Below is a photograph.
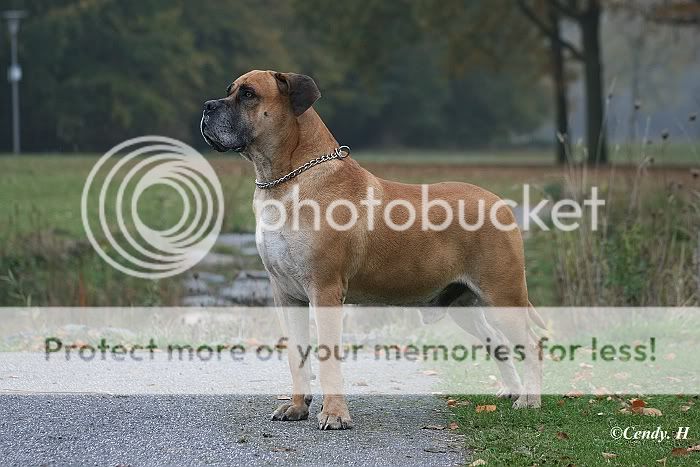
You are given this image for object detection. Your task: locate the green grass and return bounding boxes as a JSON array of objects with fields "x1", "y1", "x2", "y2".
[
  {"x1": 0, "y1": 149, "x2": 695, "y2": 307},
  {"x1": 452, "y1": 394, "x2": 700, "y2": 465},
  {"x1": 0, "y1": 152, "x2": 559, "y2": 305},
  {"x1": 353, "y1": 143, "x2": 700, "y2": 166}
]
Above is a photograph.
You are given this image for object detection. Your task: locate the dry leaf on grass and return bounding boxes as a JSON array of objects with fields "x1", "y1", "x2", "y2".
[
  {"x1": 448, "y1": 422, "x2": 459, "y2": 430},
  {"x1": 602, "y1": 452, "x2": 617, "y2": 460},
  {"x1": 469, "y1": 459, "x2": 487, "y2": 466},
  {"x1": 446, "y1": 399, "x2": 457, "y2": 407},
  {"x1": 475, "y1": 404, "x2": 497, "y2": 413},
  {"x1": 631, "y1": 398, "x2": 646, "y2": 409},
  {"x1": 671, "y1": 447, "x2": 688, "y2": 457},
  {"x1": 556, "y1": 431, "x2": 570, "y2": 440},
  {"x1": 680, "y1": 405, "x2": 691, "y2": 412},
  {"x1": 565, "y1": 390, "x2": 584, "y2": 398},
  {"x1": 656, "y1": 458, "x2": 667, "y2": 466},
  {"x1": 642, "y1": 407, "x2": 663, "y2": 416}
]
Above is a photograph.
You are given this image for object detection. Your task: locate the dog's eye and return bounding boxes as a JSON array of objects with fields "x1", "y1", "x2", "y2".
[{"x1": 242, "y1": 90, "x2": 254, "y2": 99}]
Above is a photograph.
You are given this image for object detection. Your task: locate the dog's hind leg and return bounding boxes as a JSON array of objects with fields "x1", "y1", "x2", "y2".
[
  {"x1": 448, "y1": 306, "x2": 524, "y2": 399},
  {"x1": 479, "y1": 283, "x2": 542, "y2": 409}
]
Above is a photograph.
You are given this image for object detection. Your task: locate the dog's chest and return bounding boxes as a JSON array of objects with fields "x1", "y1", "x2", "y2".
[{"x1": 255, "y1": 226, "x2": 310, "y2": 298}]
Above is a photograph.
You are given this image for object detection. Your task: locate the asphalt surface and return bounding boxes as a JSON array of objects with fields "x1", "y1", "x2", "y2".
[{"x1": 0, "y1": 394, "x2": 466, "y2": 466}]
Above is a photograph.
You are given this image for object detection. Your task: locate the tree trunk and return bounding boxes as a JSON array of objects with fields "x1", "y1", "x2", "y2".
[
  {"x1": 581, "y1": 0, "x2": 608, "y2": 165},
  {"x1": 548, "y1": 4, "x2": 569, "y2": 164}
]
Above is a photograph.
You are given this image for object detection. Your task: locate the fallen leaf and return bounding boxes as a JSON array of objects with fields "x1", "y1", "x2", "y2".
[
  {"x1": 602, "y1": 452, "x2": 617, "y2": 460},
  {"x1": 656, "y1": 458, "x2": 667, "y2": 466},
  {"x1": 631, "y1": 398, "x2": 646, "y2": 409},
  {"x1": 475, "y1": 404, "x2": 497, "y2": 413},
  {"x1": 680, "y1": 405, "x2": 691, "y2": 412},
  {"x1": 422, "y1": 424, "x2": 446, "y2": 430},
  {"x1": 422, "y1": 370, "x2": 439, "y2": 376},
  {"x1": 556, "y1": 431, "x2": 570, "y2": 440},
  {"x1": 631, "y1": 398, "x2": 647, "y2": 414},
  {"x1": 557, "y1": 399, "x2": 566, "y2": 406},
  {"x1": 469, "y1": 459, "x2": 487, "y2": 466},
  {"x1": 446, "y1": 399, "x2": 457, "y2": 407},
  {"x1": 671, "y1": 448, "x2": 688, "y2": 457},
  {"x1": 448, "y1": 422, "x2": 459, "y2": 430},
  {"x1": 643, "y1": 407, "x2": 663, "y2": 416},
  {"x1": 565, "y1": 390, "x2": 583, "y2": 398}
]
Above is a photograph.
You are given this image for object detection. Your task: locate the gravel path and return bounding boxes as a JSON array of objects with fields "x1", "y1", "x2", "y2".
[{"x1": 0, "y1": 394, "x2": 466, "y2": 466}]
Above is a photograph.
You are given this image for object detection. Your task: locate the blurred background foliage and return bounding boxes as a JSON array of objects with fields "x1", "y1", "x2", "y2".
[{"x1": 0, "y1": 0, "x2": 552, "y2": 152}]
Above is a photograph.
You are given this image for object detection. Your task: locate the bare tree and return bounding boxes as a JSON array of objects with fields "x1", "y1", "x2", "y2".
[
  {"x1": 518, "y1": 0, "x2": 608, "y2": 165},
  {"x1": 516, "y1": 0, "x2": 575, "y2": 164}
]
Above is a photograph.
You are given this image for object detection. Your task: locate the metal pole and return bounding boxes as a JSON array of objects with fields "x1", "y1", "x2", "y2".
[
  {"x1": 9, "y1": 19, "x2": 19, "y2": 154},
  {"x1": 3, "y1": 11, "x2": 27, "y2": 155}
]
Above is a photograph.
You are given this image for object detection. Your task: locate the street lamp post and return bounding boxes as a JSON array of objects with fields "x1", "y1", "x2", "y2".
[{"x1": 3, "y1": 10, "x2": 27, "y2": 154}]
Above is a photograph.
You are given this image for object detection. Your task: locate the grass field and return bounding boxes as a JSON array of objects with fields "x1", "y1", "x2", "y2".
[
  {"x1": 450, "y1": 394, "x2": 700, "y2": 465},
  {"x1": 0, "y1": 151, "x2": 570, "y2": 305},
  {"x1": 1, "y1": 148, "x2": 698, "y2": 307}
]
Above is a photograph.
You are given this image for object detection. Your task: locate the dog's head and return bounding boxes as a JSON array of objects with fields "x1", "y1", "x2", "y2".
[{"x1": 201, "y1": 70, "x2": 321, "y2": 154}]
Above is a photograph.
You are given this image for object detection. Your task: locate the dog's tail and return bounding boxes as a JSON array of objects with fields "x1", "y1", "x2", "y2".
[{"x1": 527, "y1": 300, "x2": 546, "y2": 329}]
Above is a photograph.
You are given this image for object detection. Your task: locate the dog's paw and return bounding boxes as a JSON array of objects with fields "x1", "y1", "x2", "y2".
[
  {"x1": 512, "y1": 393, "x2": 541, "y2": 409},
  {"x1": 317, "y1": 410, "x2": 353, "y2": 430},
  {"x1": 271, "y1": 402, "x2": 309, "y2": 421},
  {"x1": 317, "y1": 397, "x2": 353, "y2": 430}
]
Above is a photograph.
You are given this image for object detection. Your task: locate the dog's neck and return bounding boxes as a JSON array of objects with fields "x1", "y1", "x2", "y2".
[{"x1": 245, "y1": 108, "x2": 339, "y2": 184}]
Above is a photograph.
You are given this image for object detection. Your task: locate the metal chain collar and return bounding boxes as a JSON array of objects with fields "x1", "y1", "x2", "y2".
[{"x1": 254, "y1": 145, "x2": 351, "y2": 189}]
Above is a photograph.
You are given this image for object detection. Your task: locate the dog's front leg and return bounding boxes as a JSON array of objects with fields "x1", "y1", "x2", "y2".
[
  {"x1": 271, "y1": 286, "x2": 312, "y2": 422},
  {"x1": 312, "y1": 288, "x2": 353, "y2": 430}
]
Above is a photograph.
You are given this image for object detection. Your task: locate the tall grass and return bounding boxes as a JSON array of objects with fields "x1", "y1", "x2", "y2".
[
  {"x1": 0, "y1": 227, "x2": 182, "y2": 307},
  {"x1": 553, "y1": 142, "x2": 700, "y2": 306}
]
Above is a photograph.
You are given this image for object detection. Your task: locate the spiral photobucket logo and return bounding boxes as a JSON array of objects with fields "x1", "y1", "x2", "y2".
[{"x1": 81, "y1": 136, "x2": 224, "y2": 279}]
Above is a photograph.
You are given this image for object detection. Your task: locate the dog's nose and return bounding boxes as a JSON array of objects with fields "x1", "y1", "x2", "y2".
[{"x1": 204, "y1": 99, "x2": 223, "y2": 112}]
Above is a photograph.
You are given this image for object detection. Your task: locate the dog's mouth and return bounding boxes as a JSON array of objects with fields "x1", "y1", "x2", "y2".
[{"x1": 200, "y1": 113, "x2": 245, "y2": 153}]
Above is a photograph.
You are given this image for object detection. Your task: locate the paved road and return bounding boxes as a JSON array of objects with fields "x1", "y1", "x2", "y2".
[{"x1": 0, "y1": 394, "x2": 466, "y2": 466}]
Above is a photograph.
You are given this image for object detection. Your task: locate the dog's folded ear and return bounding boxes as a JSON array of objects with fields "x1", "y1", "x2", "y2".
[{"x1": 273, "y1": 72, "x2": 321, "y2": 117}]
